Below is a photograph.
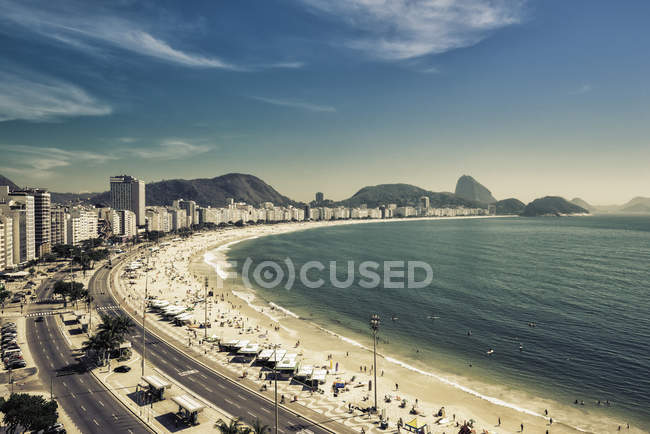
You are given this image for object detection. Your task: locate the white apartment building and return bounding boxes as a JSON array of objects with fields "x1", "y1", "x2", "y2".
[
  {"x1": 119, "y1": 210, "x2": 137, "y2": 237},
  {"x1": 67, "y1": 207, "x2": 99, "y2": 246}
]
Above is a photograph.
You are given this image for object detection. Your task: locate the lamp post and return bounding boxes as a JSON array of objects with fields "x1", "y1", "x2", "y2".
[
  {"x1": 141, "y1": 253, "x2": 149, "y2": 377},
  {"x1": 370, "y1": 314, "x2": 380, "y2": 414},
  {"x1": 273, "y1": 344, "x2": 279, "y2": 434},
  {"x1": 204, "y1": 277, "x2": 208, "y2": 340}
]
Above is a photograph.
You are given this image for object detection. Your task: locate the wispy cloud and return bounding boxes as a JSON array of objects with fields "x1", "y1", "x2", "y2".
[
  {"x1": 129, "y1": 140, "x2": 213, "y2": 160},
  {"x1": 298, "y1": 0, "x2": 524, "y2": 60},
  {"x1": 0, "y1": 1, "x2": 236, "y2": 69},
  {"x1": 251, "y1": 96, "x2": 336, "y2": 113},
  {"x1": 0, "y1": 144, "x2": 117, "y2": 177},
  {"x1": 0, "y1": 69, "x2": 111, "y2": 122},
  {"x1": 570, "y1": 84, "x2": 592, "y2": 95},
  {"x1": 0, "y1": 0, "x2": 303, "y2": 71}
]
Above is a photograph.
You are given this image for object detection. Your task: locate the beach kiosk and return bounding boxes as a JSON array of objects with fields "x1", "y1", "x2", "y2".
[
  {"x1": 404, "y1": 418, "x2": 429, "y2": 434},
  {"x1": 172, "y1": 394, "x2": 204, "y2": 426},
  {"x1": 141, "y1": 375, "x2": 171, "y2": 402}
]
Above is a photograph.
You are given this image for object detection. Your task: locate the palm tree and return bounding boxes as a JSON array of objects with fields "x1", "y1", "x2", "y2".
[
  {"x1": 249, "y1": 418, "x2": 270, "y2": 434},
  {"x1": 215, "y1": 417, "x2": 249, "y2": 434}
]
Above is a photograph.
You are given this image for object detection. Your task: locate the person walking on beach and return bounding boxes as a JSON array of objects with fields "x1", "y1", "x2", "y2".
[
  {"x1": 521, "y1": 423, "x2": 524, "y2": 432},
  {"x1": 395, "y1": 383, "x2": 399, "y2": 391},
  {"x1": 498, "y1": 417, "x2": 501, "y2": 426}
]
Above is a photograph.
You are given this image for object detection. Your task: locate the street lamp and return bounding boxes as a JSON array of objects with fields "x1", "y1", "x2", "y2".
[
  {"x1": 370, "y1": 314, "x2": 380, "y2": 414},
  {"x1": 141, "y1": 253, "x2": 149, "y2": 377}
]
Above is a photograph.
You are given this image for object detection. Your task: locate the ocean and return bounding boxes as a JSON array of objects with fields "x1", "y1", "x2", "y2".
[{"x1": 223, "y1": 215, "x2": 650, "y2": 427}]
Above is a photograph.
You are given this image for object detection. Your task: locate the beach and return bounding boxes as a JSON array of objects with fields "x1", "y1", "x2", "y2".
[{"x1": 114, "y1": 217, "x2": 641, "y2": 434}]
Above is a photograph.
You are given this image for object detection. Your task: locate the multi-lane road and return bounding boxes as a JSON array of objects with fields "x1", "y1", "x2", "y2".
[
  {"x1": 25, "y1": 275, "x2": 151, "y2": 434},
  {"x1": 90, "y1": 253, "x2": 352, "y2": 434}
]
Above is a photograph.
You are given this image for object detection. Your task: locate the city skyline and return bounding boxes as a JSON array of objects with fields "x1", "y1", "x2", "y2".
[{"x1": 2, "y1": 0, "x2": 650, "y2": 204}]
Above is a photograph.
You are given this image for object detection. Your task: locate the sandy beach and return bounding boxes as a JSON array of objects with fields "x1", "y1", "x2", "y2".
[{"x1": 114, "y1": 217, "x2": 640, "y2": 434}]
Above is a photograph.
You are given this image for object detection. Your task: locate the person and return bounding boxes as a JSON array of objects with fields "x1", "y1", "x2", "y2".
[
  {"x1": 544, "y1": 409, "x2": 548, "y2": 416},
  {"x1": 396, "y1": 383, "x2": 399, "y2": 391},
  {"x1": 521, "y1": 423, "x2": 524, "y2": 432},
  {"x1": 498, "y1": 417, "x2": 501, "y2": 426},
  {"x1": 550, "y1": 418, "x2": 553, "y2": 425}
]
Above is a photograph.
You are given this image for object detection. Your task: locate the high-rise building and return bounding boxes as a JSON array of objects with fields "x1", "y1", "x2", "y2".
[
  {"x1": 420, "y1": 196, "x2": 430, "y2": 210},
  {"x1": 315, "y1": 192, "x2": 324, "y2": 203},
  {"x1": 174, "y1": 199, "x2": 197, "y2": 226},
  {"x1": 119, "y1": 210, "x2": 137, "y2": 237},
  {"x1": 0, "y1": 187, "x2": 35, "y2": 263},
  {"x1": 50, "y1": 207, "x2": 68, "y2": 246},
  {"x1": 110, "y1": 175, "x2": 145, "y2": 226},
  {"x1": 18, "y1": 188, "x2": 50, "y2": 256},
  {"x1": 66, "y1": 207, "x2": 98, "y2": 246}
]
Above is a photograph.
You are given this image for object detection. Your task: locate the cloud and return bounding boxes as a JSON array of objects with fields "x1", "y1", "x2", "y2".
[
  {"x1": 0, "y1": 70, "x2": 111, "y2": 122},
  {"x1": 0, "y1": 0, "x2": 302, "y2": 71},
  {"x1": 298, "y1": 0, "x2": 524, "y2": 60},
  {"x1": 570, "y1": 84, "x2": 592, "y2": 95},
  {"x1": 129, "y1": 140, "x2": 213, "y2": 160},
  {"x1": 0, "y1": 144, "x2": 118, "y2": 177},
  {"x1": 251, "y1": 96, "x2": 336, "y2": 113},
  {"x1": 0, "y1": 1, "x2": 237, "y2": 69}
]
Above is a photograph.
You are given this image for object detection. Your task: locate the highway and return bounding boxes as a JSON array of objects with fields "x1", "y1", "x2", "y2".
[
  {"x1": 90, "y1": 255, "x2": 353, "y2": 434},
  {"x1": 25, "y1": 275, "x2": 151, "y2": 434}
]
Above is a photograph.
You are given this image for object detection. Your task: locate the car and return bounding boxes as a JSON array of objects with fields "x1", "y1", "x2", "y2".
[
  {"x1": 7, "y1": 360, "x2": 26, "y2": 369},
  {"x1": 43, "y1": 422, "x2": 66, "y2": 434},
  {"x1": 2, "y1": 333, "x2": 17, "y2": 339},
  {"x1": 113, "y1": 365, "x2": 131, "y2": 373},
  {"x1": 35, "y1": 316, "x2": 44, "y2": 322}
]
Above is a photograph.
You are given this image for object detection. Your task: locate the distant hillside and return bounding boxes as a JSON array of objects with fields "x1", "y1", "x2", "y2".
[
  {"x1": 455, "y1": 175, "x2": 496, "y2": 204},
  {"x1": 522, "y1": 196, "x2": 588, "y2": 216},
  {"x1": 51, "y1": 192, "x2": 99, "y2": 204},
  {"x1": 571, "y1": 197, "x2": 595, "y2": 212},
  {"x1": 620, "y1": 197, "x2": 650, "y2": 213},
  {"x1": 496, "y1": 198, "x2": 525, "y2": 215},
  {"x1": 336, "y1": 183, "x2": 482, "y2": 209},
  {"x1": 0, "y1": 174, "x2": 19, "y2": 191},
  {"x1": 88, "y1": 173, "x2": 299, "y2": 208}
]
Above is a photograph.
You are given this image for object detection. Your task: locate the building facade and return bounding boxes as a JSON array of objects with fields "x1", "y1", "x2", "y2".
[{"x1": 110, "y1": 175, "x2": 146, "y2": 227}]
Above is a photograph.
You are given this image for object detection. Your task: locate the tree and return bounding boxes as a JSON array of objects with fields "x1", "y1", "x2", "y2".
[
  {"x1": 85, "y1": 314, "x2": 134, "y2": 364},
  {"x1": 215, "y1": 417, "x2": 249, "y2": 434},
  {"x1": 249, "y1": 418, "x2": 270, "y2": 434},
  {"x1": 0, "y1": 393, "x2": 58, "y2": 433},
  {"x1": 0, "y1": 288, "x2": 10, "y2": 305},
  {"x1": 52, "y1": 280, "x2": 85, "y2": 307}
]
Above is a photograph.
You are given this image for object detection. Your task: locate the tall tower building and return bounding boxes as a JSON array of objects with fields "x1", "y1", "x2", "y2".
[
  {"x1": 420, "y1": 196, "x2": 430, "y2": 210},
  {"x1": 50, "y1": 207, "x2": 68, "y2": 246},
  {"x1": 0, "y1": 186, "x2": 35, "y2": 263},
  {"x1": 110, "y1": 175, "x2": 146, "y2": 226},
  {"x1": 19, "y1": 188, "x2": 50, "y2": 256},
  {"x1": 315, "y1": 192, "x2": 324, "y2": 203}
]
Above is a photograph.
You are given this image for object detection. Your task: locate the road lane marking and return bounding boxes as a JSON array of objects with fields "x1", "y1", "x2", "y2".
[
  {"x1": 98, "y1": 400, "x2": 104, "y2": 407},
  {"x1": 261, "y1": 407, "x2": 271, "y2": 414},
  {"x1": 81, "y1": 405, "x2": 86, "y2": 412},
  {"x1": 224, "y1": 398, "x2": 240, "y2": 408},
  {"x1": 204, "y1": 386, "x2": 213, "y2": 393},
  {"x1": 93, "y1": 419, "x2": 99, "y2": 426}
]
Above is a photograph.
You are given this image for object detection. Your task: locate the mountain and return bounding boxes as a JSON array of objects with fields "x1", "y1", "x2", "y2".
[
  {"x1": 50, "y1": 192, "x2": 100, "y2": 204},
  {"x1": 522, "y1": 196, "x2": 589, "y2": 216},
  {"x1": 86, "y1": 173, "x2": 298, "y2": 208},
  {"x1": 496, "y1": 198, "x2": 525, "y2": 215},
  {"x1": 571, "y1": 197, "x2": 596, "y2": 212},
  {"x1": 0, "y1": 174, "x2": 19, "y2": 191},
  {"x1": 337, "y1": 183, "x2": 482, "y2": 209},
  {"x1": 620, "y1": 197, "x2": 650, "y2": 213},
  {"x1": 455, "y1": 175, "x2": 497, "y2": 204}
]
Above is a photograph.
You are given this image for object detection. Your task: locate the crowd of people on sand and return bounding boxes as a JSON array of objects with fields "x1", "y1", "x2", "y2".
[{"x1": 114, "y1": 230, "x2": 635, "y2": 434}]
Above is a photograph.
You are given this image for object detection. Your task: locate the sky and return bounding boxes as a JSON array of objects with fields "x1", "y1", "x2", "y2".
[{"x1": 1, "y1": 0, "x2": 649, "y2": 205}]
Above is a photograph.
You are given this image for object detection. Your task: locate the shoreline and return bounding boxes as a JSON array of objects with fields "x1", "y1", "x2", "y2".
[{"x1": 169, "y1": 217, "x2": 633, "y2": 433}]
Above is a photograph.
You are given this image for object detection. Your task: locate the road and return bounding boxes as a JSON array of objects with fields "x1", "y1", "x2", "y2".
[
  {"x1": 25, "y1": 274, "x2": 151, "y2": 434},
  {"x1": 90, "y1": 255, "x2": 353, "y2": 434}
]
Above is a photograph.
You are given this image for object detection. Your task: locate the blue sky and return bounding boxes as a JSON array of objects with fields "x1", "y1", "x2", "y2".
[{"x1": 1, "y1": 0, "x2": 649, "y2": 204}]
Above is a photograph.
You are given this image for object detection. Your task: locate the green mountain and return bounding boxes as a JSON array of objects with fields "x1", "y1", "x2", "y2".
[
  {"x1": 522, "y1": 196, "x2": 589, "y2": 216},
  {"x1": 87, "y1": 173, "x2": 299, "y2": 208},
  {"x1": 571, "y1": 197, "x2": 595, "y2": 212},
  {"x1": 0, "y1": 174, "x2": 19, "y2": 191},
  {"x1": 336, "y1": 183, "x2": 482, "y2": 209},
  {"x1": 496, "y1": 198, "x2": 525, "y2": 215},
  {"x1": 620, "y1": 197, "x2": 650, "y2": 213},
  {"x1": 455, "y1": 175, "x2": 497, "y2": 204}
]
